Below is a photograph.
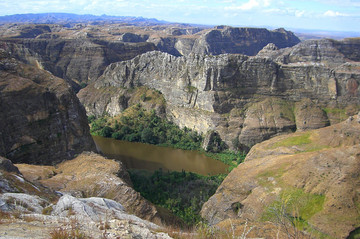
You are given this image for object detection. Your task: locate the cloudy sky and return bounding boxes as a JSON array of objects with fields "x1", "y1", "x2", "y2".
[{"x1": 1, "y1": 0, "x2": 359, "y2": 32}]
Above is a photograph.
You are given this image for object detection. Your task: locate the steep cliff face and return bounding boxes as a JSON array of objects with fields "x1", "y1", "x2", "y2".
[
  {"x1": 201, "y1": 113, "x2": 360, "y2": 238},
  {"x1": 147, "y1": 26, "x2": 300, "y2": 57},
  {"x1": 0, "y1": 24, "x2": 301, "y2": 89},
  {"x1": 0, "y1": 48, "x2": 95, "y2": 165},
  {"x1": 3, "y1": 38, "x2": 157, "y2": 85},
  {"x1": 191, "y1": 26, "x2": 300, "y2": 56},
  {"x1": 81, "y1": 38, "x2": 360, "y2": 149}
]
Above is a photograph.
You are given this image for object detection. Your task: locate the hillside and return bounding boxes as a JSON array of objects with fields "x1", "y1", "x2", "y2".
[{"x1": 201, "y1": 113, "x2": 360, "y2": 238}]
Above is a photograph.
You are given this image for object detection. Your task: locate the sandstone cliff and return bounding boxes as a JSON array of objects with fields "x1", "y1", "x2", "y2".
[
  {"x1": 0, "y1": 48, "x2": 95, "y2": 165},
  {"x1": 0, "y1": 24, "x2": 300, "y2": 87},
  {"x1": 191, "y1": 26, "x2": 300, "y2": 56},
  {"x1": 2, "y1": 38, "x2": 157, "y2": 85},
  {"x1": 148, "y1": 25, "x2": 300, "y2": 57},
  {"x1": 201, "y1": 113, "x2": 360, "y2": 238},
  {"x1": 80, "y1": 38, "x2": 360, "y2": 150}
]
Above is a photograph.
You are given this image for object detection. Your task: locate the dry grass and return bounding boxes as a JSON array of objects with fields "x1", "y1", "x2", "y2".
[
  {"x1": 50, "y1": 217, "x2": 89, "y2": 239},
  {"x1": 0, "y1": 211, "x2": 11, "y2": 224},
  {"x1": 50, "y1": 227, "x2": 88, "y2": 239}
]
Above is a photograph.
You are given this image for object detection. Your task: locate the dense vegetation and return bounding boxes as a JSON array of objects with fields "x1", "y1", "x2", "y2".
[
  {"x1": 89, "y1": 104, "x2": 202, "y2": 151},
  {"x1": 129, "y1": 169, "x2": 225, "y2": 226},
  {"x1": 89, "y1": 104, "x2": 246, "y2": 167},
  {"x1": 89, "y1": 103, "x2": 246, "y2": 226}
]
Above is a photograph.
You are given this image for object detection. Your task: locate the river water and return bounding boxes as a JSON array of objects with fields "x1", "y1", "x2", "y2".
[{"x1": 92, "y1": 135, "x2": 229, "y2": 176}]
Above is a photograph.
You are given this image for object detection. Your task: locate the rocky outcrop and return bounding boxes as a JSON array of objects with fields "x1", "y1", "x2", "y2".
[
  {"x1": 120, "y1": 32, "x2": 149, "y2": 42},
  {"x1": 201, "y1": 114, "x2": 360, "y2": 238},
  {"x1": 0, "y1": 153, "x2": 172, "y2": 238},
  {"x1": 82, "y1": 38, "x2": 360, "y2": 149},
  {"x1": 0, "y1": 24, "x2": 301, "y2": 88},
  {"x1": 148, "y1": 26, "x2": 300, "y2": 57},
  {"x1": 77, "y1": 85, "x2": 166, "y2": 117},
  {"x1": 2, "y1": 38, "x2": 157, "y2": 85},
  {"x1": 16, "y1": 152, "x2": 162, "y2": 223},
  {"x1": 0, "y1": 194, "x2": 171, "y2": 239},
  {"x1": 0, "y1": 48, "x2": 95, "y2": 165},
  {"x1": 191, "y1": 26, "x2": 300, "y2": 56},
  {"x1": 0, "y1": 156, "x2": 20, "y2": 174}
]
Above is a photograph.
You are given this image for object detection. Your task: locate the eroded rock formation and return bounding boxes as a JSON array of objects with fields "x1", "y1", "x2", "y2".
[
  {"x1": 80, "y1": 38, "x2": 360, "y2": 149},
  {"x1": 0, "y1": 156, "x2": 171, "y2": 239},
  {"x1": 16, "y1": 152, "x2": 162, "y2": 224},
  {"x1": 0, "y1": 48, "x2": 95, "y2": 165}
]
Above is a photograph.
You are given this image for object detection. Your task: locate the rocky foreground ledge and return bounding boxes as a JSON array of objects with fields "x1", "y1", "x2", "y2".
[{"x1": 0, "y1": 153, "x2": 172, "y2": 239}]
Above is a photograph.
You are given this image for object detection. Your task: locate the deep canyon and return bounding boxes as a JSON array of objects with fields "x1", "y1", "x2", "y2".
[{"x1": 0, "y1": 14, "x2": 360, "y2": 238}]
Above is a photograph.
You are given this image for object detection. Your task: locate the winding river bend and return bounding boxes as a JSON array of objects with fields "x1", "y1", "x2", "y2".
[{"x1": 92, "y1": 135, "x2": 229, "y2": 175}]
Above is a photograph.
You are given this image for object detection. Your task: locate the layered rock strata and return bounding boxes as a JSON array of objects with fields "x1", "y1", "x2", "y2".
[
  {"x1": 0, "y1": 24, "x2": 300, "y2": 86},
  {"x1": 0, "y1": 49, "x2": 95, "y2": 164},
  {"x1": 80, "y1": 38, "x2": 360, "y2": 149}
]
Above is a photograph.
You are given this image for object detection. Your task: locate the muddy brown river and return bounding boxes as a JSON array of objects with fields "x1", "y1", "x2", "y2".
[{"x1": 92, "y1": 135, "x2": 229, "y2": 175}]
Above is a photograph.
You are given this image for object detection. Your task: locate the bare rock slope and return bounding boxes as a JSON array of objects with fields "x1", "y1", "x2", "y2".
[
  {"x1": 0, "y1": 156, "x2": 171, "y2": 239},
  {"x1": 16, "y1": 152, "x2": 162, "y2": 224},
  {"x1": 201, "y1": 113, "x2": 360, "y2": 238},
  {"x1": 0, "y1": 48, "x2": 95, "y2": 165}
]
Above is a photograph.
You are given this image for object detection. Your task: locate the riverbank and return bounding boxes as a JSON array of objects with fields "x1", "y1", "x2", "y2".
[{"x1": 89, "y1": 105, "x2": 246, "y2": 170}]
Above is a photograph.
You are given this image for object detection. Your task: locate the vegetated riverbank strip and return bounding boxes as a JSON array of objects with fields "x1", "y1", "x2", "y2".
[
  {"x1": 88, "y1": 106, "x2": 246, "y2": 171},
  {"x1": 89, "y1": 108, "x2": 247, "y2": 226}
]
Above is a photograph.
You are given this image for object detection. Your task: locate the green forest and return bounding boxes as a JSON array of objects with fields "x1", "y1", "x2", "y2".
[
  {"x1": 89, "y1": 104, "x2": 202, "y2": 151},
  {"x1": 129, "y1": 169, "x2": 225, "y2": 225},
  {"x1": 89, "y1": 104, "x2": 246, "y2": 225}
]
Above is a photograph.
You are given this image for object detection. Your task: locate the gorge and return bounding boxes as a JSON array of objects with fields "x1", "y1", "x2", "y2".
[{"x1": 0, "y1": 15, "x2": 359, "y2": 238}]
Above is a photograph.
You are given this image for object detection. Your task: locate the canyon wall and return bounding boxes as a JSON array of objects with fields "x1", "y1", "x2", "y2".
[
  {"x1": 0, "y1": 48, "x2": 95, "y2": 164},
  {"x1": 79, "y1": 38, "x2": 360, "y2": 150}
]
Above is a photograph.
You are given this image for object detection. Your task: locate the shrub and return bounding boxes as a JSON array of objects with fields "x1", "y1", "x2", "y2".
[{"x1": 98, "y1": 126, "x2": 113, "y2": 138}]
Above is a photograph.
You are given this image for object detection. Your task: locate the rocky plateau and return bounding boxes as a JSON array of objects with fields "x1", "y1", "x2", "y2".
[{"x1": 0, "y1": 22, "x2": 300, "y2": 86}]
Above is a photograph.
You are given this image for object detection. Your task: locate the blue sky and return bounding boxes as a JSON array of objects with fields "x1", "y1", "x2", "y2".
[{"x1": 0, "y1": 0, "x2": 359, "y2": 32}]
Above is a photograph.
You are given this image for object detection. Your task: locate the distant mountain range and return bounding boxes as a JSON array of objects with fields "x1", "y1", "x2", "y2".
[
  {"x1": 0, "y1": 13, "x2": 169, "y2": 26},
  {"x1": 0, "y1": 13, "x2": 358, "y2": 39}
]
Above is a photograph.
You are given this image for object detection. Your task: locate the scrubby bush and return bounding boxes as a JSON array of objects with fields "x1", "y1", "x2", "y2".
[
  {"x1": 90, "y1": 106, "x2": 203, "y2": 151},
  {"x1": 129, "y1": 169, "x2": 225, "y2": 226}
]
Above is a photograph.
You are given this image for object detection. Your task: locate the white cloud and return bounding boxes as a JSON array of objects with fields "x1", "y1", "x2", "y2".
[
  {"x1": 315, "y1": 0, "x2": 360, "y2": 7},
  {"x1": 224, "y1": 0, "x2": 271, "y2": 11},
  {"x1": 323, "y1": 10, "x2": 349, "y2": 17},
  {"x1": 295, "y1": 10, "x2": 305, "y2": 17}
]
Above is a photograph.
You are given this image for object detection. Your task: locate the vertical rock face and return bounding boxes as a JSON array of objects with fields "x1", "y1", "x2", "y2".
[
  {"x1": 80, "y1": 38, "x2": 360, "y2": 148},
  {"x1": 191, "y1": 26, "x2": 300, "y2": 56},
  {"x1": 0, "y1": 48, "x2": 95, "y2": 165},
  {"x1": 3, "y1": 38, "x2": 157, "y2": 85}
]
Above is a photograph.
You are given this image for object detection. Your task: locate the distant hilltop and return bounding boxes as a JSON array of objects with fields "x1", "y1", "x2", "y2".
[{"x1": 0, "y1": 13, "x2": 170, "y2": 26}]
